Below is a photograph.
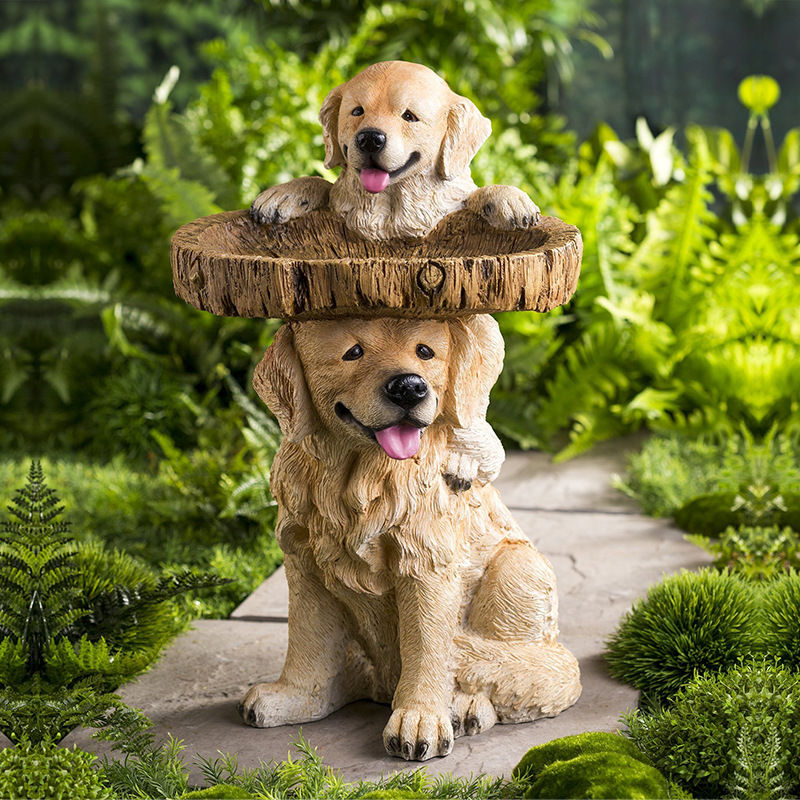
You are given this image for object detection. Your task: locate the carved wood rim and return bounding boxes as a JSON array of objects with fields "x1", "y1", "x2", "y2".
[{"x1": 171, "y1": 208, "x2": 582, "y2": 320}]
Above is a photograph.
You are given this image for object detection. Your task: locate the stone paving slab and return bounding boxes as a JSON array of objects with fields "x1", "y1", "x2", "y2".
[{"x1": 70, "y1": 437, "x2": 710, "y2": 785}]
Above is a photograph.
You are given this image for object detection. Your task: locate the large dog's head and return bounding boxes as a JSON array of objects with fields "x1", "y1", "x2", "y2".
[
  {"x1": 319, "y1": 61, "x2": 491, "y2": 194},
  {"x1": 254, "y1": 316, "x2": 503, "y2": 460}
]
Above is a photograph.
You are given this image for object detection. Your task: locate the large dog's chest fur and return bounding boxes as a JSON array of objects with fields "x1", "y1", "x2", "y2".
[{"x1": 271, "y1": 433, "x2": 523, "y2": 599}]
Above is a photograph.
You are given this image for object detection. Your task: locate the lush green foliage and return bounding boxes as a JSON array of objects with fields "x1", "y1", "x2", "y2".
[
  {"x1": 762, "y1": 571, "x2": 800, "y2": 671},
  {"x1": 624, "y1": 660, "x2": 800, "y2": 799},
  {"x1": 604, "y1": 569, "x2": 759, "y2": 705},
  {"x1": 688, "y1": 525, "x2": 800, "y2": 580},
  {"x1": 523, "y1": 751, "x2": 668, "y2": 799},
  {"x1": 100, "y1": 732, "x2": 529, "y2": 800},
  {"x1": 0, "y1": 738, "x2": 112, "y2": 800},
  {"x1": 0, "y1": 464, "x2": 222, "y2": 743},
  {"x1": 616, "y1": 430, "x2": 800, "y2": 521}
]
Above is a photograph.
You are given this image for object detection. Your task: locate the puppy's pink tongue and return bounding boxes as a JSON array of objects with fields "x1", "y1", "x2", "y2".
[
  {"x1": 375, "y1": 425, "x2": 421, "y2": 460},
  {"x1": 360, "y1": 169, "x2": 390, "y2": 193}
]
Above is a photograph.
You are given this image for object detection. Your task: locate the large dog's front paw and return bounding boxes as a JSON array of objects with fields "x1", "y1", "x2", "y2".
[
  {"x1": 383, "y1": 707, "x2": 454, "y2": 761},
  {"x1": 238, "y1": 681, "x2": 327, "y2": 728},
  {"x1": 251, "y1": 176, "x2": 331, "y2": 225},
  {"x1": 468, "y1": 186, "x2": 541, "y2": 231},
  {"x1": 443, "y1": 451, "x2": 477, "y2": 493}
]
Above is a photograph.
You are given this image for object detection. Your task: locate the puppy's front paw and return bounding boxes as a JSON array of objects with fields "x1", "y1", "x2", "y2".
[
  {"x1": 383, "y1": 707, "x2": 454, "y2": 761},
  {"x1": 238, "y1": 681, "x2": 325, "y2": 728},
  {"x1": 251, "y1": 177, "x2": 331, "y2": 225},
  {"x1": 469, "y1": 186, "x2": 541, "y2": 231}
]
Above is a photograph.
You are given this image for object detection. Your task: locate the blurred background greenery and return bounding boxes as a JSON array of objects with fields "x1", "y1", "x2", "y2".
[{"x1": 0, "y1": 0, "x2": 798, "y2": 617}]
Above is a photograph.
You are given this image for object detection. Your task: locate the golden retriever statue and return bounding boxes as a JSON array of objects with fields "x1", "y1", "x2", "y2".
[
  {"x1": 238, "y1": 315, "x2": 581, "y2": 760},
  {"x1": 251, "y1": 60, "x2": 541, "y2": 241}
]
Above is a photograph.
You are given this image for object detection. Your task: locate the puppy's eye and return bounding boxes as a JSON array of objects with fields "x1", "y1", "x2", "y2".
[
  {"x1": 351, "y1": 106, "x2": 364, "y2": 117},
  {"x1": 342, "y1": 344, "x2": 364, "y2": 361},
  {"x1": 402, "y1": 110, "x2": 419, "y2": 122},
  {"x1": 416, "y1": 344, "x2": 434, "y2": 360}
]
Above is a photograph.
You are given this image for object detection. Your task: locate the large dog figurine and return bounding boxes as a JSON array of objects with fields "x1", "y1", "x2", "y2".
[
  {"x1": 251, "y1": 60, "x2": 540, "y2": 241},
  {"x1": 238, "y1": 315, "x2": 581, "y2": 760}
]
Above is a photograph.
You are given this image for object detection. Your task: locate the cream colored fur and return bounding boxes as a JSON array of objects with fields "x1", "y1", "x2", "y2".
[
  {"x1": 251, "y1": 61, "x2": 540, "y2": 241},
  {"x1": 238, "y1": 316, "x2": 581, "y2": 761}
]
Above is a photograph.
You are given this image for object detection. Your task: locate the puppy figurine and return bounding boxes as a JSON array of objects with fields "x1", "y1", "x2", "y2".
[{"x1": 251, "y1": 60, "x2": 540, "y2": 241}]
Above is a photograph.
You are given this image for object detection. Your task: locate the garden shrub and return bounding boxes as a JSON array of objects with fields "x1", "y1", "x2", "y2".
[
  {"x1": 762, "y1": 570, "x2": 800, "y2": 669},
  {"x1": 624, "y1": 660, "x2": 800, "y2": 799},
  {"x1": 604, "y1": 569, "x2": 757, "y2": 703},
  {"x1": 512, "y1": 731, "x2": 652, "y2": 782},
  {"x1": 687, "y1": 525, "x2": 800, "y2": 580},
  {"x1": 359, "y1": 791, "x2": 428, "y2": 799},
  {"x1": 0, "y1": 739, "x2": 112, "y2": 800},
  {"x1": 523, "y1": 751, "x2": 668, "y2": 800}
]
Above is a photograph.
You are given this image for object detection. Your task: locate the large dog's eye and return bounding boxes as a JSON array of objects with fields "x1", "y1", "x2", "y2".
[
  {"x1": 416, "y1": 344, "x2": 435, "y2": 360},
  {"x1": 402, "y1": 110, "x2": 419, "y2": 122},
  {"x1": 342, "y1": 344, "x2": 364, "y2": 361},
  {"x1": 351, "y1": 106, "x2": 364, "y2": 117}
]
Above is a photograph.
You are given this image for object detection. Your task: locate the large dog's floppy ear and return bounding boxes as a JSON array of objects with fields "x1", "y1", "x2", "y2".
[
  {"x1": 319, "y1": 84, "x2": 346, "y2": 169},
  {"x1": 253, "y1": 324, "x2": 317, "y2": 443},
  {"x1": 437, "y1": 96, "x2": 491, "y2": 180},
  {"x1": 441, "y1": 315, "x2": 505, "y2": 428}
]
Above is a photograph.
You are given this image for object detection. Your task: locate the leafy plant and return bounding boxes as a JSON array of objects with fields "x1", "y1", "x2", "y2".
[
  {"x1": 623, "y1": 660, "x2": 800, "y2": 799},
  {"x1": 604, "y1": 569, "x2": 758, "y2": 705},
  {"x1": 615, "y1": 431, "x2": 800, "y2": 520},
  {"x1": 687, "y1": 525, "x2": 800, "y2": 581},
  {"x1": 0, "y1": 738, "x2": 112, "y2": 800},
  {"x1": 0, "y1": 463, "x2": 224, "y2": 742}
]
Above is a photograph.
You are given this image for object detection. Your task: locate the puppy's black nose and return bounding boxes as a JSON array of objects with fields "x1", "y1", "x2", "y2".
[
  {"x1": 385, "y1": 374, "x2": 428, "y2": 410},
  {"x1": 356, "y1": 128, "x2": 387, "y2": 154}
]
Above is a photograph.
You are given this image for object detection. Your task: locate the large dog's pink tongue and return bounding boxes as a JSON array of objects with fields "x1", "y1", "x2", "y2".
[
  {"x1": 360, "y1": 168, "x2": 390, "y2": 193},
  {"x1": 375, "y1": 424, "x2": 421, "y2": 460}
]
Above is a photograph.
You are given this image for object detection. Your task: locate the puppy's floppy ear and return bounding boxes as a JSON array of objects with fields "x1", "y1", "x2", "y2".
[
  {"x1": 253, "y1": 324, "x2": 317, "y2": 443},
  {"x1": 441, "y1": 315, "x2": 504, "y2": 428},
  {"x1": 319, "y1": 84, "x2": 346, "y2": 169},
  {"x1": 437, "y1": 96, "x2": 492, "y2": 180}
]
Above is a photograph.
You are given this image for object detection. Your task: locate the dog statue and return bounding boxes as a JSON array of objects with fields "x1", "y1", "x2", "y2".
[
  {"x1": 251, "y1": 60, "x2": 541, "y2": 241},
  {"x1": 238, "y1": 315, "x2": 581, "y2": 760}
]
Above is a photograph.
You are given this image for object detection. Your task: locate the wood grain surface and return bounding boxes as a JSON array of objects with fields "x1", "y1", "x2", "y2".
[{"x1": 171, "y1": 208, "x2": 582, "y2": 320}]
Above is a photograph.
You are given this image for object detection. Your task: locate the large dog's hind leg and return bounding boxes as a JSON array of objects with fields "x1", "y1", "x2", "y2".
[
  {"x1": 456, "y1": 539, "x2": 581, "y2": 722},
  {"x1": 238, "y1": 552, "x2": 360, "y2": 727}
]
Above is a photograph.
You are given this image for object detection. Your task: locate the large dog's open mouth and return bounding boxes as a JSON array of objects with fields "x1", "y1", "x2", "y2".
[
  {"x1": 357, "y1": 151, "x2": 421, "y2": 194},
  {"x1": 334, "y1": 402, "x2": 426, "y2": 460}
]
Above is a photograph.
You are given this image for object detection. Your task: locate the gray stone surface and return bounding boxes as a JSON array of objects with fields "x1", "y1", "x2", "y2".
[{"x1": 69, "y1": 437, "x2": 710, "y2": 785}]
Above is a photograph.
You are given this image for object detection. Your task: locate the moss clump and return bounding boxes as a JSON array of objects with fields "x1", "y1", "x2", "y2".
[
  {"x1": 524, "y1": 751, "x2": 668, "y2": 799},
  {"x1": 604, "y1": 569, "x2": 757, "y2": 703},
  {"x1": 624, "y1": 660, "x2": 800, "y2": 799},
  {"x1": 0, "y1": 740, "x2": 112, "y2": 800},
  {"x1": 181, "y1": 785, "x2": 256, "y2": 799},
  {"x1": 513, "y1": 731, "x2": 652, "y2": 782}
]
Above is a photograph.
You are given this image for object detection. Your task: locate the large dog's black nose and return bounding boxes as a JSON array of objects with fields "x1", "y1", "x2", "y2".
[
  {"x1": 356, "y1": 128, "x2": 387, "y2": 154},
  {"x1": 385, "y1": 374, "x2": 428, "y2": 410}
]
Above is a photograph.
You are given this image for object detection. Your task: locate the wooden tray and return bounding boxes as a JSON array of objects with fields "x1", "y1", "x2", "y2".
[{"x1": 171, "y1": 208, "x2": 582, "y2": 320}]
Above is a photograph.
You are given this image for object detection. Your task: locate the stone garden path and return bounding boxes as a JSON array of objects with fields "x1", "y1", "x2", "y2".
[{"x1": 70, "y1": 436, "x2": 710, "y2": 785}]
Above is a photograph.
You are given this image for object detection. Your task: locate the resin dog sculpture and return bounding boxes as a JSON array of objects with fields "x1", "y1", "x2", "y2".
[
  {"x1": 238, "y1": 315, "x2": 581, "y2": 760},
  {"x1": 251, "y1": 60, "x2": 540, "y2": 240}
]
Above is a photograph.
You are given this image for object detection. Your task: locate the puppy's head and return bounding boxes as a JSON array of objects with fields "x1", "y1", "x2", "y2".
[
  {"x1": 319, "y1": 61, "x2": 491, "y2": 194},
  {"x1": 254, "y1": 316, "x2": 503, "y2": 460}
]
